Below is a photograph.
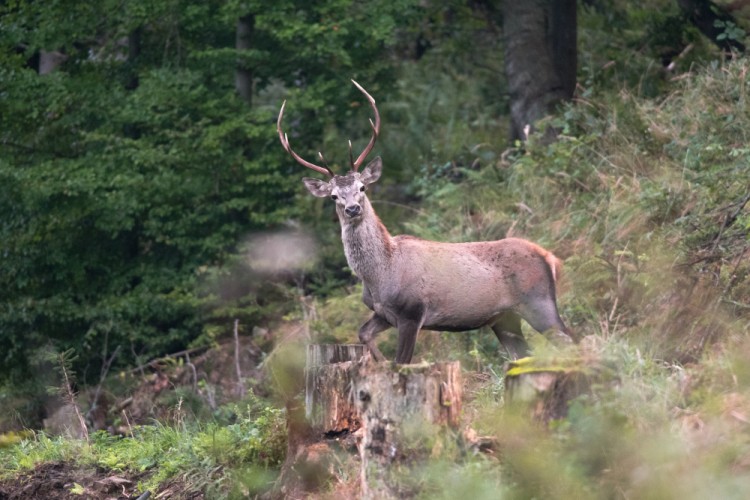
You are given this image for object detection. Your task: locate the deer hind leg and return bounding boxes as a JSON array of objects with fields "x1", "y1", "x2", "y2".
[
  {"x1": 518, "y1": 297, "x2": 575, "y2": 346},
  {"x1": 358, "y1": 314, "x2": 391, "y2": 362},
  {"x1": 491, "y1": 312, "x2": 530, "y2": 360}
]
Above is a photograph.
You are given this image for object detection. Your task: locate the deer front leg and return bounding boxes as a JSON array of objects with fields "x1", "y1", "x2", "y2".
[
  {"x1": 393, "y1": 303, "x2": 426, "y2": 364},
  {"x1": 395, "y1": 318, "x2": 424, "y2": 364},
  {"x1": 358, "y1": 314, "x2": 391, "y2": 362}
]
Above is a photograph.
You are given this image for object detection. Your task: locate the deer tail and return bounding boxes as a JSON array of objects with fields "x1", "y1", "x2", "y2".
[{"x1": 544, "y1": 252, "x2": 563, "y2": 285}]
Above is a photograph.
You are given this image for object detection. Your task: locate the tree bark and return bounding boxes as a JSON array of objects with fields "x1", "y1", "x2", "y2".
[
  {"x1": 235, "y1": 14, "x2": 255, "y2": 105},
  {"x1": 305, "y1": 344, "x2": 367, "y2": 435},
  {"x1": 548, "y1": 0, "x2": 577, "y2": 99},
  {"x1": 503, "y1": 0, "x2": 577, "y2": 142},
  {"x1": 38, "y1": 50, "x2": 68, "y2": 75},
  {"x1": 125, "y1": 27, "x2": 142, "y2": 90},
  {"x1": 354, "y1": 361, "x2": 462, "y2": 498}
]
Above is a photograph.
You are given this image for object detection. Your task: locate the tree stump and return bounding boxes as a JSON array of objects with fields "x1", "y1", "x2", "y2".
[
  {"x1": 353, "y1": 360, "x2": 462, "y2": 439},
  {"x1": 305, "y1": 344, "x2": 368, "y2": 435},
  {"x1": 504, "y1": 356, "x2": 603, "y2": 423},
  {"x1": 353, "y1": 360, "x2": 462, "y2": 498},
  {"x1": 301, "y1": 345, "x2": 463, "y2": 498}
]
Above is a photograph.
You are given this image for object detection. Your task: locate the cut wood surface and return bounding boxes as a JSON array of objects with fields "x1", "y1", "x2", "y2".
[
  {"x1": 353, "y1": 360, "x2": 462, "y2": 432},
  {"x1": 304, "y1": 345, "x2": 462, "y2": 436}
]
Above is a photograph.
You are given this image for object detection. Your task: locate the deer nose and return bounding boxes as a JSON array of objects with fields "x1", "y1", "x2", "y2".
[{"x1": 345, "y1": 204, "x2": 362, "y2": 218}]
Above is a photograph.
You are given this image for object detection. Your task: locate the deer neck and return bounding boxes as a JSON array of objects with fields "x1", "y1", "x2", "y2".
[{"x1": 338, "y1": 197, "x2": 394, "y2": 285}]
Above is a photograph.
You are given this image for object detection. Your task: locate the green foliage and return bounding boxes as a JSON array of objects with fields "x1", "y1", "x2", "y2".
[
  {"x1": 194, "y1": 402, "x2": 286, "y2": 468},
  {"x1": 715, "y1": 19, "x2": 746, "y2": 43},
  {"x1": 446, "y1": 334, "x2": 750, "y2": 499},
  {"x1": 380, "y1": 39, "x2": 507, "y2": 192},
  {"x1": 0, "y1": 59, "x2": 296, "y2": 381},
  {"x1": 0, "y1": 433, "x2": 83, "y2": 475},
  {"x1": 3, "y1": 2, "x2": 750, "y2": 498},
  {"x1": 578, "y1": 0, "x2": 711, "y2": 98},
  {"x1": 0, "y1": 393, "x2": 286, "y2": 496},
  {"x1": 0, "y1": 0, "x2": 424, "y2": 384},
  {"x1": 308, "y1": 286, "x2": 369, "y2": 344}
]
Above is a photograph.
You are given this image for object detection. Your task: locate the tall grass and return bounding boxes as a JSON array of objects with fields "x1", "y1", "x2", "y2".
[
  {"x1": 303, "y1": 57, "x2": 750, "y2": 498},
  {"x1": 0, "y1": 395, "x2": 285, "y2": 497}
]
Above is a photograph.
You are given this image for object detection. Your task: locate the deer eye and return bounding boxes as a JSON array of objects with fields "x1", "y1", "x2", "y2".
[
  {"x1": 330, "y1": 195, "x2": 338, "y2": 200},
  {"x1": 359, "y1": 186, "x2": 366, "y2": 192}
]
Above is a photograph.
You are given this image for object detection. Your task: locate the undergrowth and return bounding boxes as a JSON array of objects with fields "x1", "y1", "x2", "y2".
[
  {"x1": 305, "y1": 57, "x2": 750, "y2": 498},
  {"x1": 0, "y1": 393, "x2": 285, "y2": 497},
  {"x1": 2, "y1": 54, "x2": 749, "y2": 499}
]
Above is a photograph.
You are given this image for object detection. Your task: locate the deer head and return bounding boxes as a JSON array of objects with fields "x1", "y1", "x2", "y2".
[
  {"x1": 277, "y1": 80, "x2": 382, "y2": 220},
  {"x1": 301, "y1": 158, "x2": 382, "y2": 219}
]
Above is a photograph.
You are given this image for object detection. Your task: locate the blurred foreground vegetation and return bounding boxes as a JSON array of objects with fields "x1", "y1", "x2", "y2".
[{"x1": 2, "y1": 0, "x2": 750, "y2": 498}]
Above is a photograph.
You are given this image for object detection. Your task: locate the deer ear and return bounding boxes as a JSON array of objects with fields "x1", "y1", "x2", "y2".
[
  {"x1": 360, "y1": 156, "x2": 382, "y2": 185},
  {"x1": 302, "y1": 177, "x2": 332, "y2": 198}
]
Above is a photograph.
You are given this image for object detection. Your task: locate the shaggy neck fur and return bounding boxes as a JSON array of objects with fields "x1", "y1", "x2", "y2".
[{"x1": 337, "y1": 196, "x2": 394, "y2": 285}]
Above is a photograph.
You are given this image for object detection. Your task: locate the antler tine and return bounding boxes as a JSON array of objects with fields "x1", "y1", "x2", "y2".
[
  {"x1": 277, "y1": 100, "x2": 334, "y2": 177},
  {"x1": 350, "y1": 80, "x2": 381, "y2": 171}
]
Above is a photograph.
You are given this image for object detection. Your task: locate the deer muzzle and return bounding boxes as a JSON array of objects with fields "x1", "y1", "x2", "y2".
[{"x1": 345, "y1": 204, "x2": 362, "y2": 218}]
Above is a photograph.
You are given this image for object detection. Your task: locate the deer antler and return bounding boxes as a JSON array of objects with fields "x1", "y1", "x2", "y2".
[
  {"x1": 277, "y1": 80, "x2": 380, "y2": 175},
  {"x1": 350, "y1": 80, "x2": 380, "y2": 172},
  {"x1": 277, "y1": 100, "x2": 334, "y2": 177}
]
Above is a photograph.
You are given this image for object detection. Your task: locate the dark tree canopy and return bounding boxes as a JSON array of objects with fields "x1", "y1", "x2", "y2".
[{"x1": 0, "y1": 0, "x2": 419, "y2": 383}]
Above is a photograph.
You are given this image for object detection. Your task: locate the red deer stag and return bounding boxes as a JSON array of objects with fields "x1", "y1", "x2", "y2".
[{"x1": 277, "y1": 81, "x2": 575, "y2": 363}]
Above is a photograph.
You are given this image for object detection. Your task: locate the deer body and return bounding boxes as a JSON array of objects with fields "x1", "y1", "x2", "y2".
[
  {"x1": 279, "y1": 82, "x2": 573, "y2": 363},
  {"x1": 364, "y1": 237, "x2": 563, "y2": 333}
]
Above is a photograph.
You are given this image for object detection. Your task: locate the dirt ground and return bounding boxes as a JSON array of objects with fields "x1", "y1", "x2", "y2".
[
  {"x1": 0, "y1": 335, "x2": 274, "y2": 500},
  {"x1": 0, "y1": 461, "x2": 165, "y2": 499}
]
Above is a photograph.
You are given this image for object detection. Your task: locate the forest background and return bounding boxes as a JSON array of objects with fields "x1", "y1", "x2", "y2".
[{"x1": 1, "y1": 0, "x2": 750, "y2": 498}]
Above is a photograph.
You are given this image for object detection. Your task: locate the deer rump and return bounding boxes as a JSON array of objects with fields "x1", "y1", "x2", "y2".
[{"x1": 361, "y1": 236, "x2": 565, "y2": 335}]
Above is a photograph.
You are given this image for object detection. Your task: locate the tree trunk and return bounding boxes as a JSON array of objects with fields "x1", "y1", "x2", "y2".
[
  {"x1": 548, "y1": 0, "x2": 577, "y2": 99},
  {"x1": 503, "y1": 0, "x2": 577, "y2": 142},
  {"x1": 125, "y1": 27, "x2": 142, "y2": 90},
  {"x1": 354, "y1": 360, "x2": 462, "y2": 498},
  {"x1": 38, "y1": 50, "x2": 68, "y2": 75},
  {"x1": 235, "y1": 14, "x2": 255, "y2": 105}
]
